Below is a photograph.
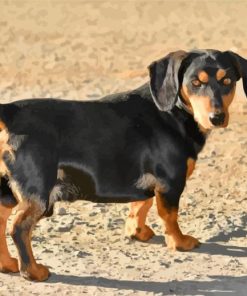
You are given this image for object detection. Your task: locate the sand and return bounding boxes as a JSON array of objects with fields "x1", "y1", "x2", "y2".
[{"x1": 0, "y1": 1, "x2": 246, "y2": 295}]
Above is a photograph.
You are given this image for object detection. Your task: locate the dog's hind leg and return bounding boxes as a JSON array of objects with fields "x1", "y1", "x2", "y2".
[
  {"x1": 125, "y1": 197, "x2": 155, "y2": 241},
  {"x1": 0, "y1": 177, "x2": 19, "y2": 273},
  {"x1": 0, "y1": 204, "x2": 19, "y2": 273},
  {"x1": 9, "y1": 196, "x2": 49, "y2": 281},
  {"x1": 7, "y1": 139, "x2": 58, "y2": 281}
]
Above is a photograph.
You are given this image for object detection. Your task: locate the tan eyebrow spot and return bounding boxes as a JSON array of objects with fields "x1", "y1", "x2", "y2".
[
  {"x1": 216, "y1": 69, "x2": 226, "y2": 81},
  {"x1": 198, "y1": 71, "x2": 209, "y2": 83}
]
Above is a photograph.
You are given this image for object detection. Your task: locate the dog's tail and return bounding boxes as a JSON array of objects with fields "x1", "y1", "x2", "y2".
[{"x1": 0, "y1": 103, "x2": 20, "y2": 127}]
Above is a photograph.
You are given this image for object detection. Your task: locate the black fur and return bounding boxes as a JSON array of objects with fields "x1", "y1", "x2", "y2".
[
  {"x1": 148, "y1": 50, "x2": 189, "y2": 111},
  {"x1": 0, "y1": 177, "x2": 17, "y2": 208},
  {"x1": 1, "y1": 49, "x2": 246, "y2": 279},
  {"x1": 0, "y1": 49, "x2": 246, "y2": 215},
  {"x1": 1, "y1": 86, "x2": 204, "y2": 210},
  {"x1": 224, "y1": 51, "x2": 247, "y2": 96}
]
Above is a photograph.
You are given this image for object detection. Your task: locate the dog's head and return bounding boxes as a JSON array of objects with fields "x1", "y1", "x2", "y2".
[{"x1": 148, "y1": 50, "x2": 247, "y2": 130}]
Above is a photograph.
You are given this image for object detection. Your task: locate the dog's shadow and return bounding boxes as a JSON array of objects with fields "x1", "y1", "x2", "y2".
[
  {"x1": 198, "y1": 225, "x2": 247, "y2": 257},
  {"x1": 47, "y1": 240, "x2": 247, "y2": 295},
  {"x1": 49, "y1": 274, "x2": 247, "y2": 295},
  {"x1": 196, "y1": 242, "x2": 247, "y2": 257},
  {"x1": 48, "y1": 228, "x2": 247, "y2": 294},
  {"x1": 207, "y1": 228, "x2": 247, "y2": 243},
  {"x1": 144, "y1": 232, "x2": 247, "y2": 257}
]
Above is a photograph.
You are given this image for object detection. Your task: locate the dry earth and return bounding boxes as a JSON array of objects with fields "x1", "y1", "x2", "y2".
[{"x1": 0, "y1": 1, "x2": 247, "y2": 295}]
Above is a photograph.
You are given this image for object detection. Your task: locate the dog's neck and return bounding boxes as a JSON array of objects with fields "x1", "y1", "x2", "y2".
[
  {"x1": 176, "y1": 95, "x2": 193, "y2": 115},
  {"x1": 134, "y1": 82, "x2": 208, "y2": 158},
  {"x1": 176, "y1": 94, "x2": 211, "y2": 135},
  {"x1": 171, "y1": 104, "x2": 208, "y2": 158}
]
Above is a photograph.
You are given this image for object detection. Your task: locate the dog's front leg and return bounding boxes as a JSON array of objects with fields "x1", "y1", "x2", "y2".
[
  {"x1": 155, "y1": 190, "x2": 200, "y2": 251},
  {"x1": 125, "y1": 197, "x2": 155, "y2": 241}
]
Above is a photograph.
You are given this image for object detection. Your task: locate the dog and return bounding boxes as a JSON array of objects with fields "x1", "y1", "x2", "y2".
[{"x1": 0, "y1": 49, "x2": 246, "y2": 281}]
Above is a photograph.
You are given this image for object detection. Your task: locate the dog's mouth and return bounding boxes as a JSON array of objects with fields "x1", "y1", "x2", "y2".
[
  {"x1": 208, "y1": 111, "x2": 226, "y2": 127},
  {"x1": 193, "y1": 111, "x2": 228, "y2": 132},
  {"x1": 186, "y1": 96, "x2": 229, "y2": 131}
]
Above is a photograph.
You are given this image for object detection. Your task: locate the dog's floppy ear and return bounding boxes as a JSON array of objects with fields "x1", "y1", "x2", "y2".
[
  {"x1": 148, "y1": 50, "x2": 189, "y2": 111},
  {"x1": 225, "y1": 51, "x2": 247, "y2": 97}
]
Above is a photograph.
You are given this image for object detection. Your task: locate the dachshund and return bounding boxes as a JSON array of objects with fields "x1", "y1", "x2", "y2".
[{"x1": 0, "y1": 49, "x2": 246, "y2": 281}]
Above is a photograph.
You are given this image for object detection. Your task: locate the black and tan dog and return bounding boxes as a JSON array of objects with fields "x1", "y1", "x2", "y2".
[{"x1": 0, "y1": 49, "x2": 247, "y2": 281}]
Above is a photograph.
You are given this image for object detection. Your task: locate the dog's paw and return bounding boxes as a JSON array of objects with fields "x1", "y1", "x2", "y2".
[
  {"x1": 125, "y1": 223, "x2": 155, "y2": 242},
  {"x1": 21, "y1": 263, "x2": 50, "y2": 281},
  {"x1": 0, "y1": 257, "x2": 19, "y2": 273},
  {"x1": 166, "y1": 234, "x2": 201, "y2": 251}
]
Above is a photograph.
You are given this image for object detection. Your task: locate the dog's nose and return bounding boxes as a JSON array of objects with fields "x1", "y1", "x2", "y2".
[{"x1": 209, "y1": 112, "x2": 225, "y2": 126}]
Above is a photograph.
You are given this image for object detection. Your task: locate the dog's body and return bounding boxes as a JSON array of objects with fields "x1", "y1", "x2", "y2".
[
  {"x1": 0, "y1": 49, "x2": 246, "y2": 281},
  {"x1": 0, "y1": 85, "x2": 205, "y2": 206}
]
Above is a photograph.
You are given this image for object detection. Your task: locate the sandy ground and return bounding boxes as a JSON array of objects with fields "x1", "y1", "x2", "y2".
[{"x1": 0, "y1": 1, "x2": 247, "y2": 295}]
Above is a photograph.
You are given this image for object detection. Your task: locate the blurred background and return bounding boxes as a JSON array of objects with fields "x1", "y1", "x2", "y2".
[
  {"x1": 1, "y1": 1, "x2": 247, "y2": 294},
  {"x1": 0, "y1": 0, "x2": 247, "y2": 105}
]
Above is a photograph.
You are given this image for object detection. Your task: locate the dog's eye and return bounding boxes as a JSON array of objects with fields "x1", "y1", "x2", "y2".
[
  {"x1": 223, "y1": 78, "x2": 231, "y2": 85},
  {"x1": 191, "y1": 80, "x2": 202, "y2": 87}
]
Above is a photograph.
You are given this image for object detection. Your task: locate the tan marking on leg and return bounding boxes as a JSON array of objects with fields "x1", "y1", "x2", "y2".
[
  {"x1": 216, "y1": 69, "x2": 226, "y2": 81},
  {"x1": 125, "y1": 197, "x2": 155, "y2": 241},
  {"x1": 186, "y1": 158, "x2": 196, "y2": 179},
  {"x1": 0, "y1": 121, "x2": 18, "y2": 272},
  {"x1": 9, "y1": 180, "x2": 48, "y2": 281},
  {"x1": 0, "y1": 204, "x2": 19, "y2": 273},
  {"x1": 156, "y1": 191, "x2": 200, "y2": 251},
  {"x1": 198, "y1": 70, "x2": 209, "y2": 83},
  {"x1": 10, "y1": 199, "x2": 49, "y2": 281}
]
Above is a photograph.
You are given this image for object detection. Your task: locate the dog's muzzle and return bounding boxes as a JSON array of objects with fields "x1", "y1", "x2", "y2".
[{"x1": 209, "y1": 112, "x2": 225, "y2": 126}]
